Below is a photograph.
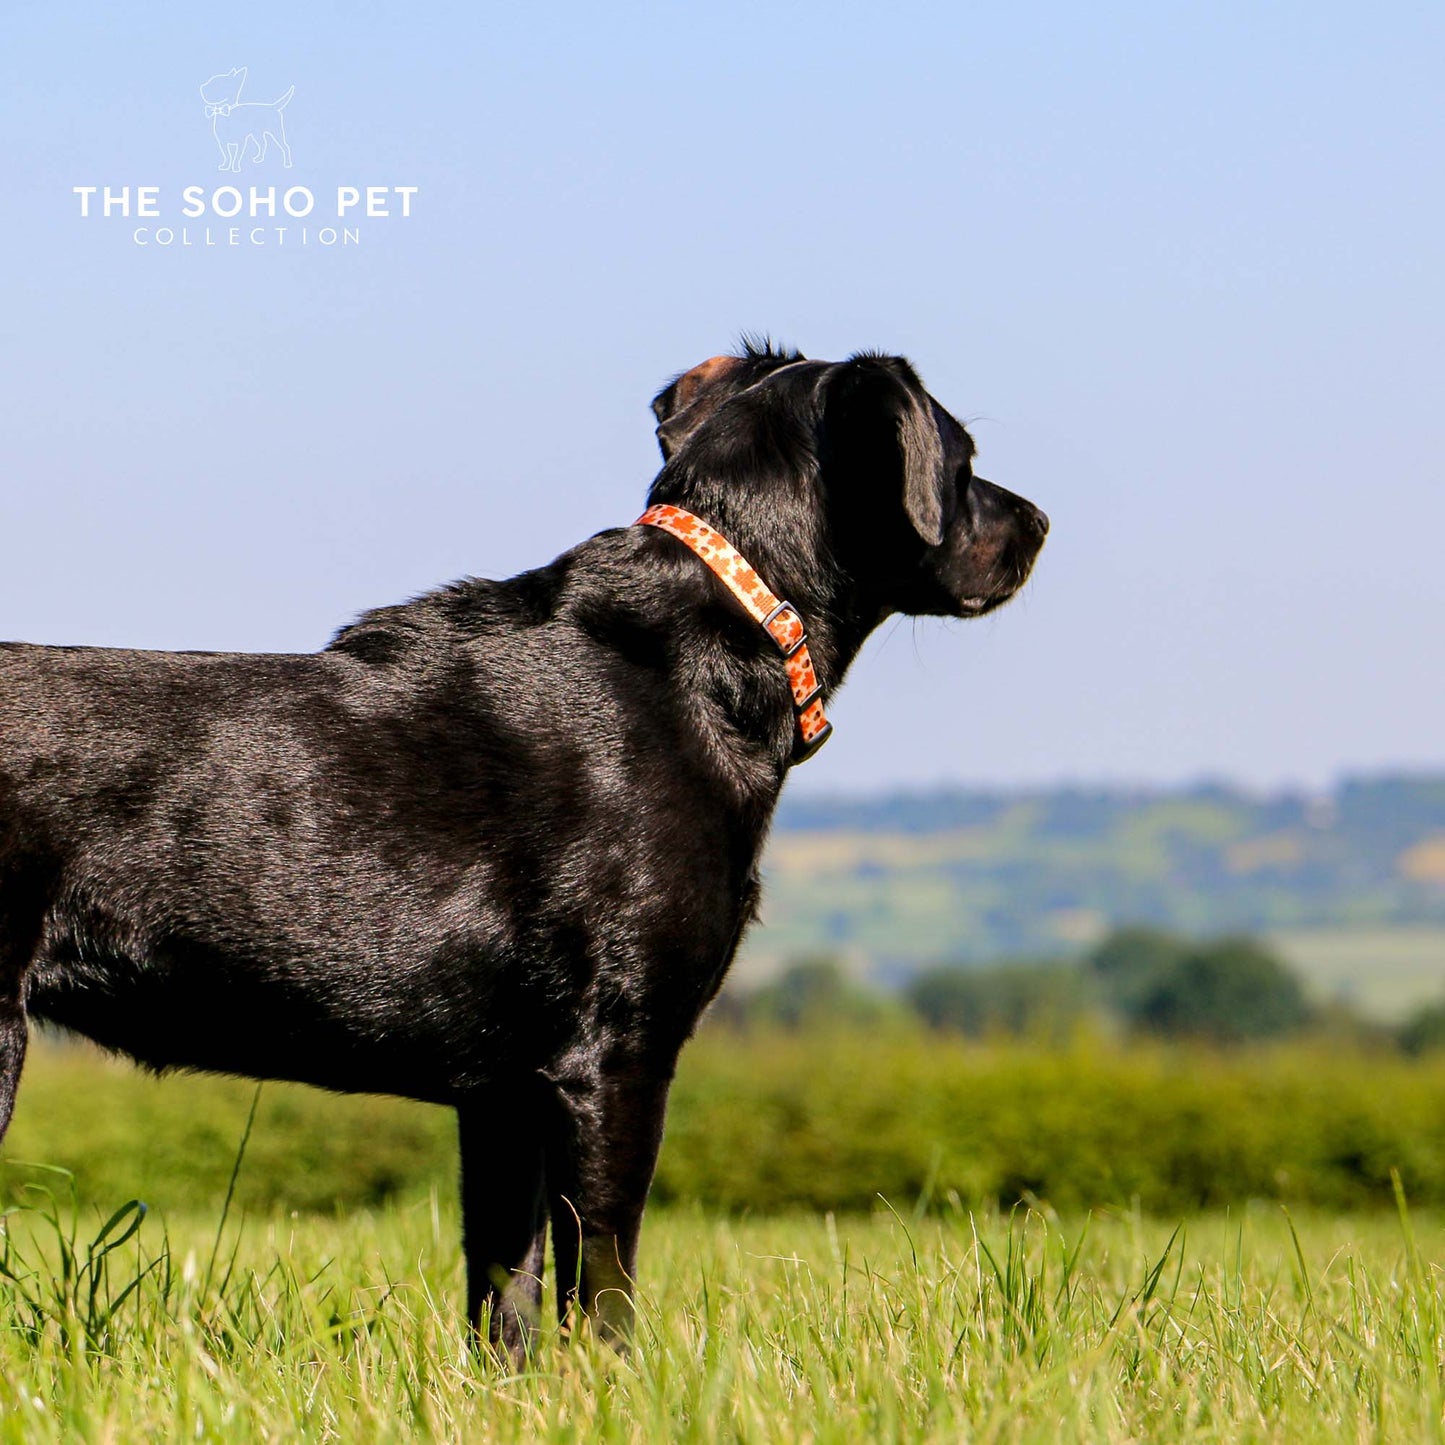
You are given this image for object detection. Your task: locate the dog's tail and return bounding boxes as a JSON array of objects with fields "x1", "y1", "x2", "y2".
[{"x1": 272, "y1": 85, "x2": 295, "y2": 110}]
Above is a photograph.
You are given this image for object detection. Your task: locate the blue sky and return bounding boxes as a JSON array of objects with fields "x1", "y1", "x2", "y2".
[{"x1": 3, "y1": 2, "x2": 1441, "y2": 794}]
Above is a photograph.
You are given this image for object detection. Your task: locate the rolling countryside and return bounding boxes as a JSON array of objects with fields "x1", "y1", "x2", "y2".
[{"x1": 743, "y1": 775, "x2": 1445, "y2": 1018}]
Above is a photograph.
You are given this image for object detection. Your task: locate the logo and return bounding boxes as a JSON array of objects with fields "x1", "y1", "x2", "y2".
[
  {"x1": 200, "y1": 67, "x2": 295, "y2": 172},
  {"x1": 69, "y1": 69, "x2": 419, "y2": 250}
]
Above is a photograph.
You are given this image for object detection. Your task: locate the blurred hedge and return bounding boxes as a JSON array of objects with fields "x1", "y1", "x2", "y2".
[
  {"x1": 657, "y1": 1031, "x2": 1445, "y2": 1213},
  {"x1": 1, "y1": 1042, "x2": 458, "y2": 1215},
  {"x1": 7, "y1": 1032, "x2": 1445, "y2": 1217}
]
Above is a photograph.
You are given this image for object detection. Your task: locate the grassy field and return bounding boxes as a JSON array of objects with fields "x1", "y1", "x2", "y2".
[
  {"x1": 1, "y1": 1187, "x2": 1443, "y2": 1441},
  {"x1": 1271, "y1": 926, "x2": 1445, "y2": 1022},
  {"x1": 7, "y1": 1038, "x2": 1445, "y2": 1438}
]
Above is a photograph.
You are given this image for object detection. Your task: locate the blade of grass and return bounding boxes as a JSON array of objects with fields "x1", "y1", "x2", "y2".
[{"x1": 202, "y1": 1082, "x2": 263, "y2": 1299}]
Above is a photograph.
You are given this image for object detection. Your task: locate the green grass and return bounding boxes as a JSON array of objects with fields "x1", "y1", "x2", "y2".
[
  {"x1": 1, "y1": 1183, "x2": 1444, "y2": 1441},
  {"x1": 8, "y1": 1037, "x2": 1445, "y2": 1437}
]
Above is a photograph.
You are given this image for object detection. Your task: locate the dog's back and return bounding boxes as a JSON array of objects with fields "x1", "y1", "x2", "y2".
[{"x1": 1, "y1": 546, "x2": 754, "y2": 1101}]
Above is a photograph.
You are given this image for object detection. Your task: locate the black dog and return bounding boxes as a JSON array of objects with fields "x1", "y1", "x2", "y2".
[{"x1": 0, "y1": 343, "x2": 1046, "y2": 1358}]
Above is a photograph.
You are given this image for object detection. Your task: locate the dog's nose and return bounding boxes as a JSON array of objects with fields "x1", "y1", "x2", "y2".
[{"x1": 1027, "y1": 505, "x2": 1049, "y2": 539}]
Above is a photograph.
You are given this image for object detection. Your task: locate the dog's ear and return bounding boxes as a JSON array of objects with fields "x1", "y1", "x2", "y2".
[
  {"x1": 651, "y1": 355, "x2": 744, "y2": 459},
  {"x1": 825, "y1": 356, "x2": 946, "y2": 546},
  {"x1": 896, "y1": 383, "x2": 946, "y2": 547}
]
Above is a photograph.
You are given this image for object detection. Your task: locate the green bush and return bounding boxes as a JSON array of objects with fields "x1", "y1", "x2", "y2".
[
  {"x1": 2, "y1": 1043, "x2": 458, "y2": 1215},
  {"x1": 906, "y1": 960, "x2": 1089, "y2": 1040},
  {"x1": 718, "y1": 957, "x2": 902, "y2": 1031},
  {"x1": 1397, "y1": 997, "x2": 1445, "y2": 1056},
  {"x1": 9, "y1": 1032, "x2": 1445, "y2": 1218},
  {"x1": 655, "y1": 1029, "x2": 1445, "y2": 1213}
]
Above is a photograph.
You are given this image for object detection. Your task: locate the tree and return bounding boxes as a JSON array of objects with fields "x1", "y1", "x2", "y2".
[
  {"x1": 1397, "y1": 999, "x2": 1445, "y2": 1056},
  {"x1": 1132, "y1": 936, "x2": 1309, "y2": 1043},
  {"x1": 906, "y1": 961, "x2": 1088, "y2": 1040},
  {"x1": 742, "y1": 957, "x2": 893, "y2": 1031},
  {"x1": 1086, "y1": 927, "x2": 1191, "y2": 1013}
]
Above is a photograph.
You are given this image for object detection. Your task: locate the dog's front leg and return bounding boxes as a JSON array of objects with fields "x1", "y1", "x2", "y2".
[
  {"x1": 0, "y1": 900, "x2": 40, "y2": 1145},
  {"x1": 544, "y1": 1054, "x2": 673, "y2": 1350},
  {"x1": 457, "y1": 1088, "x2": 548, "y2": 1365},
  {"x1": 0, "y1": 988, "x2": 27, "y2": 1146}
]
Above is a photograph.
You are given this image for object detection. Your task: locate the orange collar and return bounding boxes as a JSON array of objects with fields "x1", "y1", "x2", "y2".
[{"x1": 636, "y1": 503, "x2": 833, "y2": 762}]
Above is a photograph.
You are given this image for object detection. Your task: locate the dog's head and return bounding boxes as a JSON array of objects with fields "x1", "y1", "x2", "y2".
[
  {"x1": 648, "y1": 344, "x2": 1047, "y2": 625},
  {"x1": 200, "y1": 68, "x2": 246, "y2": 107}
]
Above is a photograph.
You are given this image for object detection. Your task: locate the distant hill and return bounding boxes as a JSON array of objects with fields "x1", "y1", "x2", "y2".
[{"x1": 741, "y1": 776, "x2": 1445, "y2": 998}]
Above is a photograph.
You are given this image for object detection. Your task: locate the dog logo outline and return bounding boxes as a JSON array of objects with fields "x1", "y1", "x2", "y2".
[{"x1": 199, "y1": 67, "x2": 294, "y2": 172}]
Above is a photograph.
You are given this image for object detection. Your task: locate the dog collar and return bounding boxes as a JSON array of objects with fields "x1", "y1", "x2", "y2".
[{"x1": 636, "y1": 503, "x2": 832, "y2": 762}]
